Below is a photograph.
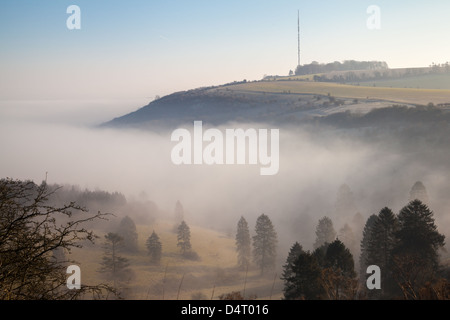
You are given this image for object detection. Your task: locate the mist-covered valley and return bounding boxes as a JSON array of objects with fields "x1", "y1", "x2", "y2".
[{"x1": 2, "y1": 90, "x2": 450, "y2": 300}]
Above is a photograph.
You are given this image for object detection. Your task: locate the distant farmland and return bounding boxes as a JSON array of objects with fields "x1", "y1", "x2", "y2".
[
  {"x1": 353, "y1": 73, "x2": 450, "y2": 90},
  {"x1": 225, "y1": 80, "x2": 450, "y2": 106}
]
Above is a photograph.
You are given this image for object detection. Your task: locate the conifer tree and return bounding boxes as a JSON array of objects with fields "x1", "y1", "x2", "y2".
[
  {"x1": 235, "y1": 216, "x2": 251, "y2": 270},
  {"x1": 99, "y1": 233, "x2": 130, "y2": 287},
  {"x1": 283, "y1": 250, "x2": 323, "y2": 300},
  {"x1": 359, "y1": 214, "x2": 378, "y2": 282},
  {"x1": 313, "y1": 216, "x2": 336, "y2": 249},
  {"x1": 146, "y1": 231, "x2": 162, "y2": 265},
  {"x1": 252, "y1": 214, "x2": 278, "y2": 274},
  {"x1": 322, "y1": 239, "x2": 357, "y2": 299},
  {"x1": 367, "y1": 207, "x2": 398, "y2": 297},
  {"x1": 177, "y1": 220, "x2": 192, "y2": 255},
  {"x1": 392, "y1": 200, "x2": 445, "y2": 298},
  {"x1": 117, "y1": 216, "x2": 138, "y2": 252},
  {"x1": 395, "y1": 200, "x2": 444, "y2": 265}
]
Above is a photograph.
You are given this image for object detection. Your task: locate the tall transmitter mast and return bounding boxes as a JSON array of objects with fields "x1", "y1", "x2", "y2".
[{"x1": 297, "y1": 10, "x2": 300, "y2": 67}]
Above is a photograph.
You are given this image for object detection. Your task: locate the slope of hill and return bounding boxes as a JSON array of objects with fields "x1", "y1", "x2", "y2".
[{"x1": 102, "y1": 75, "x2": 450, "y2": 131}]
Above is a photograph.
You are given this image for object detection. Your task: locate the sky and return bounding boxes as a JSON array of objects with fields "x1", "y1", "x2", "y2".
[{"x1": 1, "y1": 0, "x2": 450, "y2": 102}]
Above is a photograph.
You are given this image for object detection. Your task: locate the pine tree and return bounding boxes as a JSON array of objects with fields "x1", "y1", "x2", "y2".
[
  {"x1": 252, "y1": 214, "x2": 278, "y2": 274},
  {"x1": 325, "y1": 239, "x2": 355, "y2": 277},
  {"x1": 117, "y1": 216, "x2": 138, "y2": 252},
  {"x1": 283, "y1": 250, "x2": 323, "y2": 300},
  {"x1": 235, "y1": 216, "x2": 251, "y2": 270},
  {"x1": 392, "y1": 200, "x2": 445, "y2": 298},
  {"x1": 313, "y1": 217, "x2": 336, "y2": 249},
  {"x1": 282, "y1": 242, "x2": 309, "y2": 299},
  {"x1": 99, "y1": 233, "x2": 130, "y2": 287},
  {"x1": 281, "y1": 242, "x2": 304, "y2": 282},
  {"x1": 146, "y1": 231, "x2": 162, "y2": 265},
  {"x1": 177, "y1": 220, "x2": 192, "y2": 255},
  {"x1": 409, "y1": 181, "x2": 429, "y2": 204},
  {"x1": 395, "y1": 200, "x2": 444, "y2": 266},
  {"x1": 367, "y1": 207, "x2": 398, "y2": 298},
  {"x1": 359, "y1": 214, "x2": 378, "y2": 283},
  {"x1": 322, "y1": 239, "x2": 357, "y2": 300}
]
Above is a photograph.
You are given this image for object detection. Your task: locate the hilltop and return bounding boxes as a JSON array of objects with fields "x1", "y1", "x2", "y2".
[{"x1": 102, "y1": 67, "x2": 450, "y2": 131}]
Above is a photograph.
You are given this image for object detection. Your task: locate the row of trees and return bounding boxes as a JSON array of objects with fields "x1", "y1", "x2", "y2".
[
  {"x1": 99, "y1": 218, "x2": 195, "y2": 289},
  {"x1": 294, "y1": 60, "x2": 388, "y2": 76},
  {"x1": 282, "y1": 199, "x2": 447, "y2": 300},
  {"x1": 235, "y1": 214, "x2": 278, "y2": 275}
]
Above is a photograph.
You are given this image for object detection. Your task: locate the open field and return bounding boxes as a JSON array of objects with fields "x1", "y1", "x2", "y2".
[
  {"x1": 353, "y1": 73, "x2": 450, "y2": 90},
  {"x1": 225, "y1": 81, "x2": 450, "y2": 105},
  {"x1": 69, "y1": 220, "x2": 284, "y2": 300}
]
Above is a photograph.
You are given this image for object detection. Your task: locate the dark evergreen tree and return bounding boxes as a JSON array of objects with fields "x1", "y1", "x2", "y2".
[
  {"x1": 312, "y1": 242, "x2": 329, "y2": 268},
  {"x1": 281, "y1": 242, "x2": 304, "y2": 284},
  {"x1": 313, "y1": 216, "x2": 336, "y2": 249},
  {"x1": 235, "y1": 216, "x2": 251, "y2": 270},
  {"x1": 367, "y1": 207, "x2": 398, "y2": 298},
  {"x1": 392, "y1": 200, "x2": 445, "y2": 299},
  {"x1": 177, "y1": 220, "x2": 192, "y2": 255},
  {"x1": 117, "y1": 216, "x2": 138, "y2": 252},
  {"x1": 395, "y1": 200, "x2": 444, "y2": 267},
  {"x1": 359, "y1": 214, "x2": 378, "y2": 283},
  {"x1": 283, "y1": 250, "x2": 324, "y2": 300},
  {"x1": 146, "y1": 231, "x2": 162, "y2": 265},
  {"x1": 325, "y1": 239, "x2": 355, "y2": 277},
  {"x1": 252, "y1": 214, "x2": 278, "y2": 274},
  {"x1": 322, "y1": 239, "x2": 357, "y2": 299}
]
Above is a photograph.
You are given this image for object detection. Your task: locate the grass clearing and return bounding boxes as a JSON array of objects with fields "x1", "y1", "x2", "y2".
[
  {"x1": 226, "y1": 81, "x2": 450, "y2": 105},
  {"x1": 69, "y1": 219, "x2": 283, "y2": 300}
]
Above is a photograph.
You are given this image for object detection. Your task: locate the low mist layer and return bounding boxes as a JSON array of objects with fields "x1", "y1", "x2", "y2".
[{"x1": 2, "y1": 100, "x2": 450, "y2": 254}]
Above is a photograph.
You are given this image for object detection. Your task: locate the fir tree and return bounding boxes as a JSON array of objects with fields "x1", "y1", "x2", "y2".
[
  {"x1": 117, "y1": 216, "x2": 138, "y2": 252},
  {"x1": 146, "y1": 231, "x2": 162, "y2": 265},
  {"x1": 177, "y1": 220, "x2": 192, "y2": 256},
  {"x1": 283, "y1": 250, "x2": 323, "y2": 300},
  {"x1": 252, "y1": 214, "x2": 278, "y2": 274},
  {"x1": 99, "y1": 233, "x2": 130, "y2": 287},
  {"x1": 322, "y1": 239, "x2": 357, "y2": 300},
  {"x1": 313, "y1": 216, "x2": 336, "y2": 249},
  {"x1": 359, "y1": 214, "x2": 378, "y2": 283},
  {"x1": 235, "y1": 216, "x2": 251, "y2": 270},
  {"x1": 392, "y1": 200, "x2": 445, "y2": 298},
  {"x1": 367, "y1": 207, "x2": 398, "y2": 298},
  {"x1": 409, "y1": 181, "x2": 429, "y2": 204},
  {"x1": 281, "y1": 242, "x2": 304, "y2": 282},
  {"x1": 395, "y1": 200, "x2": 444, "y2": 267}
]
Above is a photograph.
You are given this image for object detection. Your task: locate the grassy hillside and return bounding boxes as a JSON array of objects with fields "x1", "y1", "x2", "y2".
[
  {"x1": 224, "y1": 81, "x2": 450, "y2": 105},
  {"x1": 353, "y1": 73, "x2": 450, "y2": 90},
  {"x1": 69, "y1": 220, "x2": 283, "y2": 300}
]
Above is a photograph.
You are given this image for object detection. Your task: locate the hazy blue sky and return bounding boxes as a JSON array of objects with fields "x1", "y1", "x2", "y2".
[{"x1": 1, "y1": 0, "x2": 449, "y2": 100}]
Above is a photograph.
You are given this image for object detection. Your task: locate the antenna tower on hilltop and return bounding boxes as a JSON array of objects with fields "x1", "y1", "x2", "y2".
[{"x1": 297, "y1": 10, "x2": 301, "y2": 67}]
